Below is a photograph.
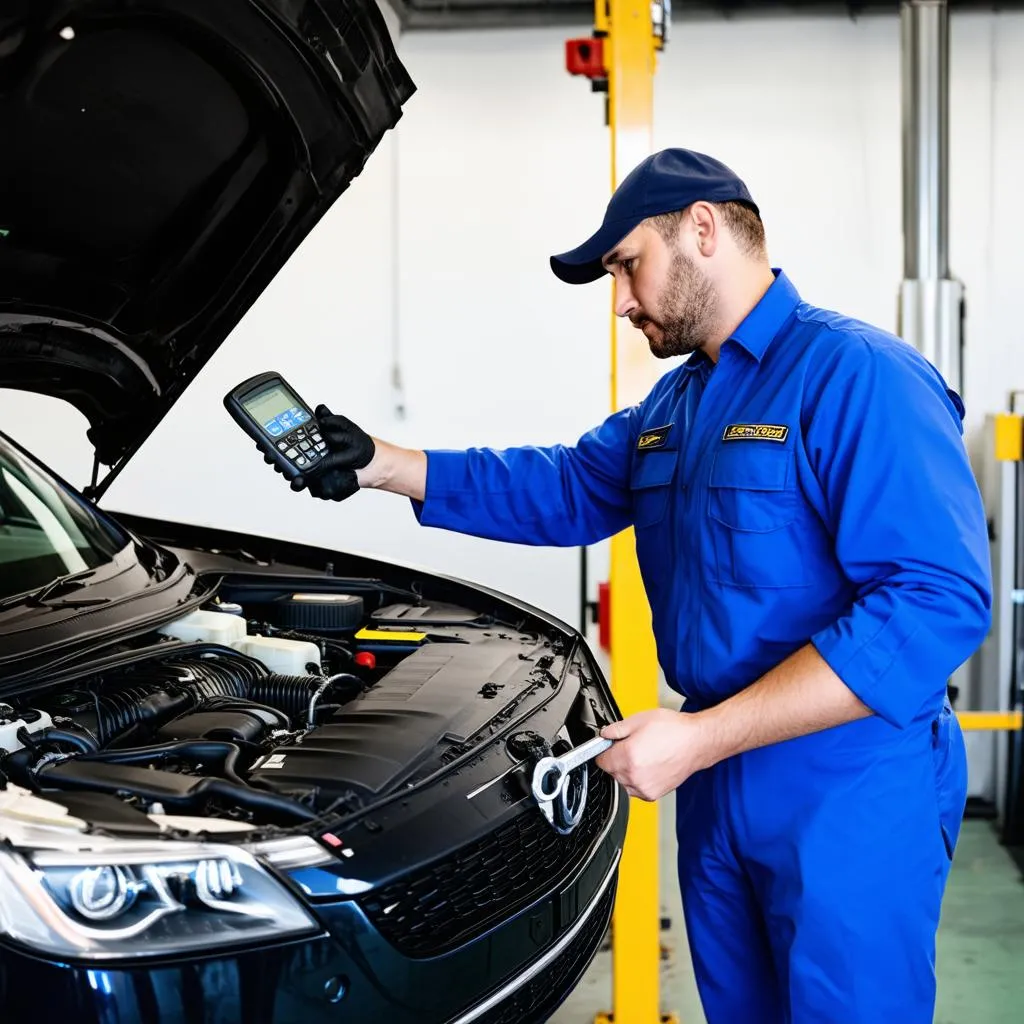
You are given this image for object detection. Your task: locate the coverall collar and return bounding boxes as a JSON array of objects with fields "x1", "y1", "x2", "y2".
[
  {"x1": 678, "y1": 268, "x2": 800, "y2": 383},
  {"x1": 729, "y1": 268, "x2": 800, "y2": 361}
]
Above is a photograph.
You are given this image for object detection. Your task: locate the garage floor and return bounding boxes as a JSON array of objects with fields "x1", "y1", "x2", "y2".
[{"x1": 549, "y1": 646, "x2": 1024, "y2": 1024}]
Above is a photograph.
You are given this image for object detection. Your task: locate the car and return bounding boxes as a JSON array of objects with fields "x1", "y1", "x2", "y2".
[{"x1": 0, "y1": 1, "x2": 628, "y2": 1021}]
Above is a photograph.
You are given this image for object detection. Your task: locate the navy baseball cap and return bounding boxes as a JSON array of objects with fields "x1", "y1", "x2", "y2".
[{"x1": 550, "y1": 148, "x2": 759, "y2": 285}]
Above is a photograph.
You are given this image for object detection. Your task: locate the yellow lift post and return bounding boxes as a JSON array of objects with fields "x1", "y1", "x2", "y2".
[{"x1": 566, "y1": 3, "x2": 676, "y2": 1022}]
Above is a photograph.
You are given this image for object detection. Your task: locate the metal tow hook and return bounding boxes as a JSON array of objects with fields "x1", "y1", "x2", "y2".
[{"x1": 531, "y1": 736, "x2": 613, "y2": 835}]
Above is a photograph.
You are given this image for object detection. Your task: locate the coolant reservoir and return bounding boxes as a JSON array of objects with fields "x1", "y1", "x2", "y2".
[
  {"x1": 0, "y1": 707, "x2": 54, "y2": 753},
  {"x1": 232, "y1": 636, "x2": 321, "y2": 675},
  {"x1": 157, "y1": 609, "x2": 248, "y2": 646}
]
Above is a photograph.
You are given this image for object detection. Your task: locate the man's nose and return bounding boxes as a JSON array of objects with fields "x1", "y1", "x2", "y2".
[{"x1": 614, "y1": 282, "x2": 637, "y2": 319}]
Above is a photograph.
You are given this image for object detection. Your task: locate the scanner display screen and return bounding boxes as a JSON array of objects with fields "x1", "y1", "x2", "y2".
[{"x1": 242, "y1": 383, "x2": 311, "y2": 438}]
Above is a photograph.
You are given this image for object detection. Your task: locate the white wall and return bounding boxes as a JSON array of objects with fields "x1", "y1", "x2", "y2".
[
  {"x1": 3, "y1": 9, "x2": 1024, "y2": 630},
  {"x1": 948, "y1": 14, "x2": 1024, "y2": 454},
  {"x1": 655, "y1": 14, "x2": 902, "y2": 341}
]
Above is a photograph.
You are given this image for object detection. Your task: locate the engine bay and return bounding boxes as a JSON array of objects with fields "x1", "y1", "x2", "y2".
[{"x1": 0, "y1": 585, "x2": 569, "y2": 838}]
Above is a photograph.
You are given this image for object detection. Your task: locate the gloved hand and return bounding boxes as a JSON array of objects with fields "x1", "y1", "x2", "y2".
[{"x1": 262, "y1": 404, "x2": 375, "y2": 501}]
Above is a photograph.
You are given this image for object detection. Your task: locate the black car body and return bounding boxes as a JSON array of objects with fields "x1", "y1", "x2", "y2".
[{"x1": 0, "y1": 2, "x2": 628, "y2": 1021}]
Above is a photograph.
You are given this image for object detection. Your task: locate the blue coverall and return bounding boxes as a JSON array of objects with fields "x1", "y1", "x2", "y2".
[{"x1": 413, "y1": 270, "x2": 993, "y2": 1022}]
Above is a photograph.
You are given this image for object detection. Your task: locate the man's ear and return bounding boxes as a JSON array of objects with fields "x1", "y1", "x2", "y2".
[{"x1": 690, "y1": 202, "x2": 718, "y2": 257}]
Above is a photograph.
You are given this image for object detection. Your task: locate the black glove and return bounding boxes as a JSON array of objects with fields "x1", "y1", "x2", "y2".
[{"x1": 262, "y1": 404, "x2": 375, "y2": 502}]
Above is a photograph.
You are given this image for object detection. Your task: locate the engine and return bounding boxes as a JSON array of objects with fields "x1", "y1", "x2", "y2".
[
  {"x1": 1, "y1": 644, "x2": 364, "y2": 825},
  {"x1": 0, "y1": 592, "x2": 545, "y2": 831}
]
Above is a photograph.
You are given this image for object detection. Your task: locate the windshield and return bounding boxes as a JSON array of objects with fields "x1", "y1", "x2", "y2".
[{"x1": 0, "y1": 435, "x2": 126, "y2": 601}]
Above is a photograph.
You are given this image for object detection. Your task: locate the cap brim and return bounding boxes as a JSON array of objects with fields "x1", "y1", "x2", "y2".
[{"x1": 549, "y1": 216, "x2": 639, "y2": 285}]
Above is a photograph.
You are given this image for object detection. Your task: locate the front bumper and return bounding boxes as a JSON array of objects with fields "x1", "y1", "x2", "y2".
[
  {"x1": 452, "y1": 847, "x2": 620, "y2": 1024},
  {"x1": 0, "y1": 777, "x2": 626, "y2": 1023}
]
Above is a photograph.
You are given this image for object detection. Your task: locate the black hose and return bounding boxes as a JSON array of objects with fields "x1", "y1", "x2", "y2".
[
  {"x1": 199, "y1": 777, "x2": 319, "y2": 824},
  {"x1": 176, "y1": 660, "x2": 251, "y2": 702},
  {"x1": 38, "y1": 760, "x2": 318, "y2": 825},
  {"x1": 304, "y1": 673, "x2": 363, "y2": 727},
  {"x1": 92, "y1": 684, "x2": 191, "y2": 746},
  {"x1": 35, "y1": 728, "x2": 98, "y2": 755},
  {"x1": 196, "y1": 696, "x2": 290, "y2": 731},
  {"x1": 14, "y1": 727, "x2": 38, "y2": 750},
  {"x1": 310, "y1": 703, "x2": 344, "y2": 722},
  {"x1": 72, "y1": 740, "x2": 250, "y2": 788},
  {"x1": 249, "y1": 676, "x2": 329, "y2": 722},
  {"x1": 96, "y1": 686, "x2": 148, "y2": 736},
  {"x1": 323, "y1": 673, "x2": 364, "y2": 690},
  {"x1": 3, "y1": 747, "x2": 38, "y2": 788}
]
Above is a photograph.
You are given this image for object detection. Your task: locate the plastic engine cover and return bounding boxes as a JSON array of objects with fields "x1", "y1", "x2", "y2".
[{"x1": 248, "y1": 636, "x2": 541, "y2": 799}]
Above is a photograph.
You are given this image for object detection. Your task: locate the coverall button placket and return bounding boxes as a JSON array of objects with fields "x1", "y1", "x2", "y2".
[
  {"x1": 667, "y1": 356, "x2": 715, "y2": 701},
  {"x1": 677, "y1": 345, "x2": 756, "y2": 702}
]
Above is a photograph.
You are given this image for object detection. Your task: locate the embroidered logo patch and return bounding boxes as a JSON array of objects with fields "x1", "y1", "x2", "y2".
[
  {"x1": 722, "y1": 423, "x2": 790, "y2": 443},
  {"x1": 637, "y1": 425, "x2": 672, "y2": 451}
]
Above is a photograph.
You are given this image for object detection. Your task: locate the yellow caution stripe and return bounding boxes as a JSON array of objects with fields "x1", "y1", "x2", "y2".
[
  {"x1": 994, "y1": 414, "x2": 1023, "y2": 462},
  {"x1": 354, "y1": 627, "x2": 427, "y2": 643},
  {"x1": 957, "y1": 710, "x2": 1023, "y2": 731}
]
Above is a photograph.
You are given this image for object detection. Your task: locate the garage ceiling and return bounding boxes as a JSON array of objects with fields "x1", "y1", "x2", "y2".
[{"x1": 392, "y1": 0, "x2": 1024, "y2": 32}]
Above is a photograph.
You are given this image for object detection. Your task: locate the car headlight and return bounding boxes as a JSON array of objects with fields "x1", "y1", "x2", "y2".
[{"x1": 0, "y1": 841, "x2": 320, "y2": 960}]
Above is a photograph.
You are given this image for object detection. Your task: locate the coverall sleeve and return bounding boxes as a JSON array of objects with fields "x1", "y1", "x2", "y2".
[
  {"x1": 411, "y1": 406, "x2": 640, "y2": 547},
  {"x1": 804, "y1": 334, "x2": 992, "y2": 728}
]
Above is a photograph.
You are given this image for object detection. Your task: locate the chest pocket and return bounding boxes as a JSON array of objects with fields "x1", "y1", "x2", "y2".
[
  {"x1": 707, "y1": 444, "x2": 811, "y2": 588},
  {"x1": 630, "y1": 449, "x2": 679, "y2": 530}
]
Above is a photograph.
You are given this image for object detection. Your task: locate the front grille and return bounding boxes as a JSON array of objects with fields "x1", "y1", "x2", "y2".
[
  {"x1": 359, "y1": 765, "x2": 614, "y2": 958},
  {"x1": 473, "y1": 879, "x2": 617, "y2": 1024}
]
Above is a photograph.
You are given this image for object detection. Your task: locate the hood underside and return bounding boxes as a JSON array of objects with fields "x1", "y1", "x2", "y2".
[{"x1": 0, "y1": 0, "x2": 413, "y2": 473}]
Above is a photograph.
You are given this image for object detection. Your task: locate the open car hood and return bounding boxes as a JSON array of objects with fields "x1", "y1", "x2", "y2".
[{"x1": 0, "y1": 0, "x2": 413, "y2": 490}]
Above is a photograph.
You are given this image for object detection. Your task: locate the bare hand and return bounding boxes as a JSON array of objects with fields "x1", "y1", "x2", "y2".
[{"x1": 595, "y1": 709, "x2": 715, "y2": 801}]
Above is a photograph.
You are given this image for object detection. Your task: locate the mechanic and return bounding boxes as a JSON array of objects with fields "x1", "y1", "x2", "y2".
[{"x1": 268, "y1": 149, "x2": 992, "y2": 1023}]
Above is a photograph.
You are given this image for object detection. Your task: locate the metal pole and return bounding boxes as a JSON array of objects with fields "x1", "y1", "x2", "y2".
[
  {"x1": 898, "y1": 0, "x2": 962, "y2": 394},
  {"x1": 898, "y1": 1, "x2": 1006, "y2": 806},
  {"x1": 901, "y1": 0, "x2": 948, "y2": 281}
]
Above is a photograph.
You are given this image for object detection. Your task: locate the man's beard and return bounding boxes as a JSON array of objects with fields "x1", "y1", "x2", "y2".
[{"x1": 633, "y1": 249, "x2": 719, "y2": 359}]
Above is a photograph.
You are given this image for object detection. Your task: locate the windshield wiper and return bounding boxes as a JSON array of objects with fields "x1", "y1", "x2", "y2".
[
  {"x1": 0, "y1": 568, "x2": 109, "y2": 612},
  {"x1": 28, "y1": 568, "x2": 99, "y2": 604}
]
